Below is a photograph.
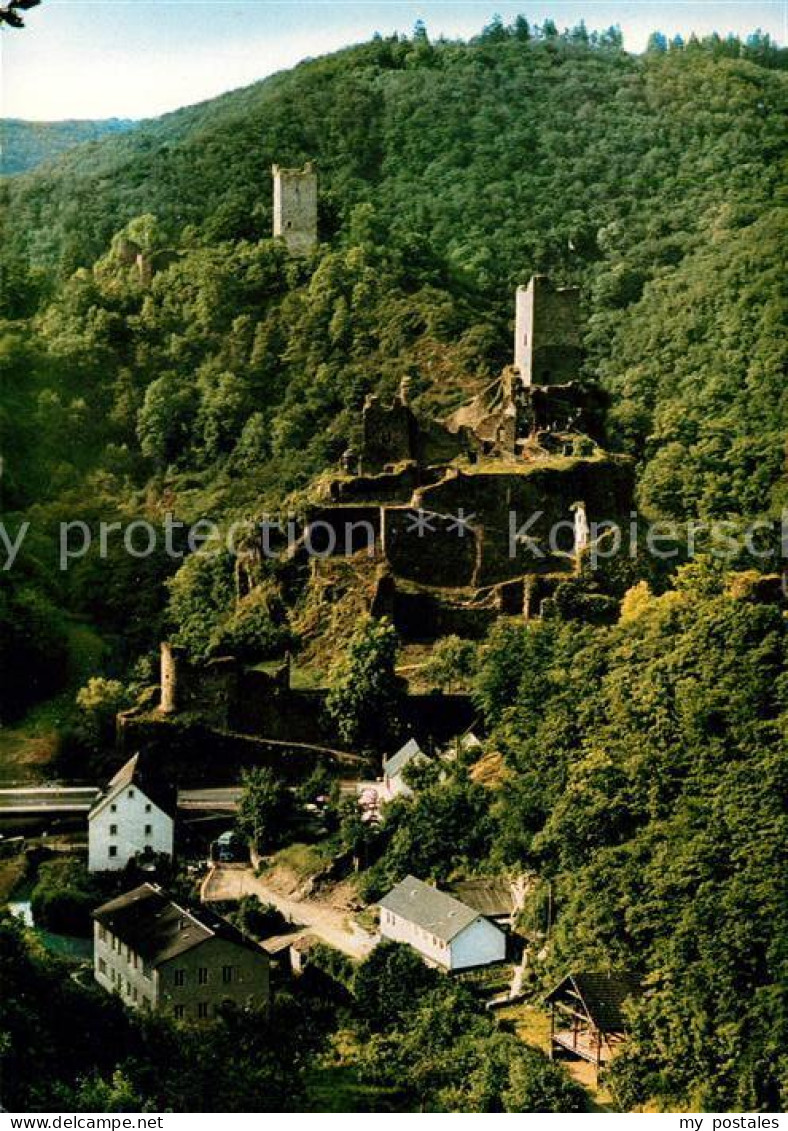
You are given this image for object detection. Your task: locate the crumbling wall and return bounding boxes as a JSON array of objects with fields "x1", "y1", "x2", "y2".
[
  {"x1": 158, "y1": 644, "x2": 239, "y2": 728},
  {"x1": 389, "y1": 588, "x2": 498, "y2": 641},
  {"x1": 324, "y1": 463, "x2": 430, "y2": 505},
  {"x1": 360, "y1": 395, "x2": 419, "y2": 472},
  {"x1": 382, "y1": 505, "x2": 479, "y2": 588},
  {"x1": 303, "y1": 506, "x2": 382, "y2": 558},
  {"x1": 382, "y1": 458, "x2": 634, "y2": 587}
]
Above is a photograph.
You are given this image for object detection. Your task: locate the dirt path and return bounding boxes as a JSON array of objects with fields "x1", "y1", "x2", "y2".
[{"x1": 201, "y1": 865, "x2": 377, "y2": 960}]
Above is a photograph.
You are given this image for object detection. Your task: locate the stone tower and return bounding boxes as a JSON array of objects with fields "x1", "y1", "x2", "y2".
[
  {"x1": 272, "y1": 162, "x2": 318, "y2": 255},
  {"x1": 514, "y1": 275, "x2": 581, "y2": 385}
]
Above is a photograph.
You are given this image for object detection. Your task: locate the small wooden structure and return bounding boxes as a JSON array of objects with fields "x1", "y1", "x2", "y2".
[{"x1": 545, "y1": 971, "x2": 639, "y2": 1071}]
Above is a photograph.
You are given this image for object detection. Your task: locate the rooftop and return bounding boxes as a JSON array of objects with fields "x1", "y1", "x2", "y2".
[
  {"x1": 545, "y1": 971, "x2": 641, "y2": 1033},
  {"x1": 92, "y1": 883, "x2": 262, "y2": 967},
  {"x1": 379, "y1": 875, "x2": 481, "y2": 943},
  {"x1": 93, "y1": 751, "x2": 177, "y2": 819},
  {"x1": 382, "y1": 738, "x2": 425, "y2": 780},
  {"x1": 448, "y1": 877, "x2": 515, "y2": 919}
]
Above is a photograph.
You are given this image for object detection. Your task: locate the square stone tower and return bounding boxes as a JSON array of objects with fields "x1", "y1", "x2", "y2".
[
  {"x1": 272, "y1": 162, "x2": 318, "y2": 256},
  {"x1": 514, "y1": 275, "x2": 581, "y2": 385}
]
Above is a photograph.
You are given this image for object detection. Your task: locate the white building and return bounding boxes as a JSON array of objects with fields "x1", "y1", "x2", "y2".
[
  {"x1": 378, "y1": 875, "x2": 507, "y2": 971},
  {"x1": 92, "y1": 882, "x2": 270, "y2": 1019},
  {"x1": 88, "y1": 752, "x2": 176, "y2": 873},
  {"x1": 382, "y1": 738, "x2": 427, "y2": 800}
]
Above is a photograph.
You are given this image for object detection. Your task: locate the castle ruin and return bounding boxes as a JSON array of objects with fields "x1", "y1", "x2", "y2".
[
  {"x1": 272, "y1": 162, "x2": 318, "y2": 255},
  {"x1": 514, "y1": 274, "x2": 581, "y2": 386},
  {"x1": 151, "y1": 276, "x2": 633, "y2": 749},
  {"x1": 288, "y1": 276, "x2": 633, "y2": 631}
]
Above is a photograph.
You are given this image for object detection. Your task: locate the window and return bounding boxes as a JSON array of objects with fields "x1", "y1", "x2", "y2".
[
  {"x1": 197, "y1": 1002, "x2": 209, "y2": 1019},
  {"x1": 145, "y1": 803, "x2": 152, "y2": 813},
  {"x1": 128, "y1": 789, "x2": 135, "y2": 799},
  {"x1": 110, "y1": 968, "x2": 116, "y2": 984},
  {"x1": 109, "y1": 824, "x2": 117, "y2": 836},
  {"x1": 132, "y1": 987, "x2": 138, "y2": 1003},
  {"x1": 198, "y1": 967, "x2": 209, "y2": 985},
  {"x1": 108, "y1": 846, "x2": 118, "y2": 859},
  {"x1": 174, "y1": 969, "x2": 185, "y2": 987},
  {"x1": 144, "y1": 825, "x2": 152, "y2": 836},
  {"x1": 222, "y1": 965, "x2": 233, "y2": 985},
  {"x1": 110, "y1": 803, "x2": 117, "y2": 812},
  {"x1": 131, "y1": 951, "x2": 138, "y2": 970},
  {"x1": 98, "y1": 958, "x2": 107, "y2": 975},
  {"x1": 174, "y1": 1004, "x2": 185, "y2": 1020},
  {"x1": 126, "y1": 979, "x2": 132, "y2": 996}
]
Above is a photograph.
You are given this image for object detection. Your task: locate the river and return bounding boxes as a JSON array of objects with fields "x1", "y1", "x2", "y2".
[{"x1": 7, "y1": 899, "x2": 93, "y2": 961}]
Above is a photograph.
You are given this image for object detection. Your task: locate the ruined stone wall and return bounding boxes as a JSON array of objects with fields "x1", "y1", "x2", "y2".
[
  {"x1": 325, "y1": 464, "x2": 429, "y2": 505},
  {"x1": 272, "y1": 163, "x2": 318, "y2": 255},
  {"x1": 159, "y1": 644, "x2": 238, "y2": 728},
  {"x1": 232, "y1": 674, "x2": 328, "y2": 744},
  {"x1": 117, "y1": 716, "x2": 359, "y2": 786},
  {"x1": 382, "y1": 506, "x2": 479, "y2": 588},
  {"x1": 303, "y1": 506, "x2": 382, "y2": 558},
  {"x1": 381, "y1": 458, "x2": 634, "y2": 588},
  {"x1": 360, "y1": 396, "x2": 418, "y2": 472},
  {"x1": 390, "y1": 588, "x2": 498, "y2": 642}
]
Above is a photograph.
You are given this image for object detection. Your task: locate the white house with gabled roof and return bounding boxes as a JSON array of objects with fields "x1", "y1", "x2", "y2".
[
  {"x1": 88, "y1": 752, "x2": 176, "y2": 873},
  {"x1": 382, "y1": 738, "x2": 427, "y2": 800},
  {"x1": 378, "y1": 874, "x2": 507, "y2": 971}
]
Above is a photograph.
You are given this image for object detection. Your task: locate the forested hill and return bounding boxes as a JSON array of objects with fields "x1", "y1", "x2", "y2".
[
  {"x1": 0, "y1": 118, "x2": 136, "y2": 176},
  {"x1": 1, "y1": 26, "x2": 787, "y2": 1112},
  {"x1": 2, "y1": 25, "x2": 786, "y2": 529}
]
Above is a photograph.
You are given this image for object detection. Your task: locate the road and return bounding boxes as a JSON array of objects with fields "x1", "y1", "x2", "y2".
[
  {"x1": 177, "y1": 787, "x2": 243, "y2": 813},
  {"x1": 0, "y1": 784, "x2": 245, "y2": 819},
  {"x1": 0, "y1": 786, "x2": 99, "y2": 814},
  {"x1": 201, "y1": 864, "x2": 376, "y2": 960}
]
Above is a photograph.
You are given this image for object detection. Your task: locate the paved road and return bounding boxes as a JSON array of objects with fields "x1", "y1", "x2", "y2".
[
  {"x1": 0, "y1": 786, "x2": 99, "y2": 814},
  {"x1": 201, "y1": 864, "x2": 376, "y2": 960},
  {"x1": 177, "y1": 787, "x2": 243, "y2": 812},
  {"x1": 0, "y1": 784, "x2": 244, "y2": 817}
]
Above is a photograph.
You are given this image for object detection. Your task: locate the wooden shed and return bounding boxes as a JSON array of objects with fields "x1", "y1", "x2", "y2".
[{"x1": 545, "y1": 971, "x2": 640, "y2": 1069}]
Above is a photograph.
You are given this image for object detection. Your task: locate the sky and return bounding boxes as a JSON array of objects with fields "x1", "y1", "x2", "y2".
[{"x1": 1, "y1": 0, "x2": 785, "y2": 121}]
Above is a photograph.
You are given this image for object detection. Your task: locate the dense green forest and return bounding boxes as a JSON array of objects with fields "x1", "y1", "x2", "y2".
[
  {"x1": 0, "y1": 16, "x2": 787, "y2": 1112},
  {"x1": 0, "y1": 118, "x2": 136, "y2": 177},
  {"x1": 2, "y1": 21, "x2": 786, "y2": 711}
]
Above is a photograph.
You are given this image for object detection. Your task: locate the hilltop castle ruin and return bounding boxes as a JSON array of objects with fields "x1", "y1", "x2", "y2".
[
  {"x1": 141, "y1": 274, "x2": 633, "y2": 757},
  {"x1": 285, "y1": 276, "x2": 634, "y2": 635},
  {"x1": 272, "y1": 162, "x2": 318, "y2": 255}
]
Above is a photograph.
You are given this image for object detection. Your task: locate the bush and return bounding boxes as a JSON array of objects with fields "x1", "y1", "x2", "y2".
[{"x1": 30, "y1": 857, "x2": 106, "y2": 936}]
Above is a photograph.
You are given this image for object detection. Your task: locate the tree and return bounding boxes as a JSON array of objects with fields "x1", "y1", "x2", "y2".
[
  {"x1": 353, "y1": 940, "x2": 442, "y2": 1031},
  {"x1": 325, "y1": 616, "x2": 402, "y2": 752},
  {"x1": 421, "y1": 635, "x2": 477, "y2": 691},
  {"x1": 136, "y1": 372, "x2": 198, "y2": 469},
  {"x1": 513, "y1": 15, "x2": 530, "y2": 42},
  {"x1": 0, "y1": 0, "x2": 40, "y2": 29},
  {"x1": 230, "y1": 894, "x2": 287, "y2": 940},
  {"x1": 75, "y1": 677, "x2": 131, "y2": 751},
  {"x1": 165, "y1": 552, "x2": 235, "y2": 662},
  {"x1": 235, "y1": 766, "x2": 292, "y2": 852}
]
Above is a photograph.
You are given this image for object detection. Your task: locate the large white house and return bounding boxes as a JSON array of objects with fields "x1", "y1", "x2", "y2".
[
  {"x1": 378, "y1": 875, "x2": 507, "y2": 971},
  {"x1": 92, "y1": 882, "x2": 270, "y2": 1019},
  {"x1": 88, "y1": 752, "x2": 176, "y2": 873}
]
